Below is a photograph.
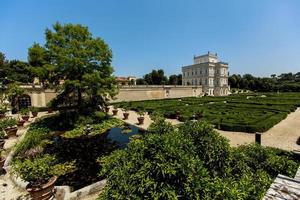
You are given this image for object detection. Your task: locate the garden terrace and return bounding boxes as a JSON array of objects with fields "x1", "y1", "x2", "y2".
[
  {"x1": 113, "y1": 92, "x2": 300, "y2": 132},
  {"x1": 12, "y1": 111, "x2": 142, "y2": 190}
]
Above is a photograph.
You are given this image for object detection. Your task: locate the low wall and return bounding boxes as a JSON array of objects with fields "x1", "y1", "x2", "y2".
[
  {"x1": 114, "y1": 85, "x2": 202, "y2": 102},
  {"x1": 24, "y1": 85, "x2": 203, "y2": 106}
]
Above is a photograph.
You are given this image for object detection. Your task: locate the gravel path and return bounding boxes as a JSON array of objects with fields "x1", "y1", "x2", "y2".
[{"x1": 111, "y1": 107, "x2": 300, "y2": 151}]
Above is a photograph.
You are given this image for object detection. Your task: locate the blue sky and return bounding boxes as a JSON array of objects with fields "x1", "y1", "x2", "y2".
[{"x1": 1, "y1": 0, "x2": 300, "y2": 77}]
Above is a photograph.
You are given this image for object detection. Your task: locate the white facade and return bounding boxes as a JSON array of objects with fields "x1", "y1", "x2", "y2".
[{"x1": 182, "y1": 52, "x2": 230, "y2": 96}]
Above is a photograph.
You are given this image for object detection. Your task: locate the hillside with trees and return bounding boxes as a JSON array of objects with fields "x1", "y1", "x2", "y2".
[{"x1": 229, "y1": 73, "x2": 300, "y2": 92}]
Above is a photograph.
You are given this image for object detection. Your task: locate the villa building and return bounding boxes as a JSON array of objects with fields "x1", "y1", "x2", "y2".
[
  {"x1": 116, "y1": 76, "x2": 137, "y2": 85},
  {"x1": 182, "y1": 52, "x2": 230, "y2": 96}
]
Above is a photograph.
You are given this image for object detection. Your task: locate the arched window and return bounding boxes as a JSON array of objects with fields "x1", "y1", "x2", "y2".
[{"x1": 18, "y1": 95, "x2": 31, "y2": 109}]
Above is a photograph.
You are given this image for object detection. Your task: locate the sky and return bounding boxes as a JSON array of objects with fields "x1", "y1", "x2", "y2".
[{"x1": 1, "y1": 0, "x2": 300, "y2": 78}]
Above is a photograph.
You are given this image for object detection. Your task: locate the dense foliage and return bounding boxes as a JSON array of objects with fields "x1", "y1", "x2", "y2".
[
  {"x1": 136, "y1": 69, "x2": 182, "y2": 85},
  {"x1": 12, "y1": 154, "x2": 75, "y2": 186},
  {"x1": 114, "y1": 93, "x2": 300, "y2": 132},
  {"x1": 229, "y1": 73, "x2": 300, "y2": 92},
  {"x1": 98, "y1": 120, "x2": 299, "y2": 200}
]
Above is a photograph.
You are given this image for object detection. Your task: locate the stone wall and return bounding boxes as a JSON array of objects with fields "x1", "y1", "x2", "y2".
[
  {"x1": 23, "y1": 85, "x2": 203, "y2": 107},
  {"x1": 113, "y1": 85, "x2": 202, "y2": 102}
]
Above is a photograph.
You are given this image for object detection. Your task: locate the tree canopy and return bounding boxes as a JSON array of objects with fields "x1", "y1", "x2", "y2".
[
  {"x1": 229, "y1": 72, "x2": 300, "y2": 92},
  {"x1": 29, "y1": 22, "x2": 117, "y2": 110},
  {"x1": 136, "y1": 69, "x2": 182, "y2": 85}
]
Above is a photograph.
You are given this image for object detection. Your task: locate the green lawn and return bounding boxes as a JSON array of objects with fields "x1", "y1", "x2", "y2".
[{"x1": 113, "y1": 93, "x2": 300, "y2": 132}]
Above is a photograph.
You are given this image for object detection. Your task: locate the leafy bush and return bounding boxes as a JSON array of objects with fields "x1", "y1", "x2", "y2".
[
  {"x1": 19, "y1": 108, "x2": 30, "y2": 116},
  {"x1": 98, "y1": 120, "x2": 299, "y2": 200},
  {"x1": 230, "y1": 144, "x2": 299, "y2": 178},
  {"x1": 29, "y1": 107, "x2": 39, "y2": 113},
  {"x1": 99, "y1": 128, "x2": 210, "y2": 199},
  {"x1": 179, "y1": 121, "x2": 230, "y2": 176},
  {"x1": 14, "y1": 127, "x2": 51, "y2": 156},
  {"x1": 0, "y1": 118, "x2": 17, "y2": 129},
  {"x1": 147, "y1": 118, "x2": 175, "y2": 135},
  {"x1": 0, "y1": 104, "x2": 7, "y2": 114},
  {"x1": 11, "y1": 154, "x2": 75, "y2": 186},
  {"x1": 0, "y1": 129, "x2": 5, "y2": 139}
]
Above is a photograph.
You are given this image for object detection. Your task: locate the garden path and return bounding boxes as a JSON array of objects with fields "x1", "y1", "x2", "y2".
[
  {"x1": 0, "y1": 112, "x2": 52, "y2": 200},
  {"x1": 111, "y1": 107, "x2": 300, "y2": 151}
]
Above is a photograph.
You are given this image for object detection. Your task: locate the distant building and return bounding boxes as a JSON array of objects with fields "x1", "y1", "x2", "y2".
[
  {"x1": 182, "y1": 52, "x2": 230, "y2": 96},
  {"x1": 116, "y1": 76, "x2": 137, "y2": 85}
]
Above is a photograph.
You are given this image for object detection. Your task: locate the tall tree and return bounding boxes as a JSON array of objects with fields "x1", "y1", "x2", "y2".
[
  {"x1": 142, "y1": 69, "x2": 168, "y2": 85},
  {"x1": 168, "y1": 74, "x2": 178, "y2": 85},
  {"x1": 28, "y1": 43, "x2": 55, "y2": 86},
  {"x1": 33, "y1": 22, "x2": 117, "y2": 110}
]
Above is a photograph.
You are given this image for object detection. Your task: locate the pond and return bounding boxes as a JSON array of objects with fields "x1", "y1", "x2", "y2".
[
  {"x1": 46, "y1": 124, "x2": 143, "y2": 190},
  {"x1": 106, "y1": 125, "x2": 143, "y2": 147}
]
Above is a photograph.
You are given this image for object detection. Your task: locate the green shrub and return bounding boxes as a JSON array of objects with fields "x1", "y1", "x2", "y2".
[
  {"x1": 92, "y1": 111, "x2": 107, "y2": 122},
  {"x1": 0, "y1": 118, "x2": 17, "y2": 129},
  {"x1": 11, "y1": 154, "x2": 75, "y2": 186},
  {"x1": 14, "y1": 127, "x2": 51, "y2": 156},
  {"x1": 0, "y1": 104, "x2": 7, "y2": 114},
  {"x1": 147, "y1": 118, "x2": 175, "y2": 135},
  {"x1": 231, "y1": 144, "x2": 299, "y2": 178},
  {"x1": 179, "y1": 121, "x2": 230, "y2": 176},
  {"x1": 19, "y1": 108, "x2": 30, "y2": 116},
  {"x1": 99, "y1": 127, "x2": 210, "y2": 200},
  {"x1": 29, "y1": 107, "x2": 39, "y2": 113},
  {"x1": 0, "y1": 129, "x2": 5, "y2": 139}
]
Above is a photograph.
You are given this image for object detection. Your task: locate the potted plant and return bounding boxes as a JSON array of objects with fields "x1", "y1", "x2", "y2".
[
  {"x1": 11, "y1": 154, "x2": 75, "y2": 200},
  {"x1": 122, "y1": 107, "x2": 130, "y2": 120},
  {"x1": 137, "y1": 110, "x2": 145, "y2": 125},
  {"x1": 20, "y1": 108, "x2": 30, "y2": 121},
  {"x1": 30, "y1": 107, "x2": 39, "y2": 118},
  {"x1": 112, "y1": 106, "x2": 118, "y2": 116},
  {"x1": 1, "y1": 118, "x2": 18, "y2": 138},
  {"x1": 17, "y1": 116, "x2": 26, "y2": 127}
]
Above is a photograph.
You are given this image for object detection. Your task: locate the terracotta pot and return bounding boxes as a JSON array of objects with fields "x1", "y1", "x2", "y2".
[
  {"x1": 112, "y1": 109, "x2": 118, "y2": 116},
  {"x1": 22, "y1": 115, "x2": 30, "y2": 121},
  {"x1": 0, "y1": 114, "x2": 5, "y2": 119},
  {"x1": 26, "y1": 176, "x2": 57, "y2": 200},
  {"x1": 47, "y1": 108, "x2": 53, "y2": 113},
  {"x1": 17, "y1": 120, "x2": 26, "y2": 127},
  {"x1": 0, "y1": 157, "x2": 5, "y2": 169},
  {"x1": 138, "y1": 116, "x2": 144, "y2": 125},
  {"x1": 5, "y1": 127, "x2": 18, "y2": 138},
  {"x1": 32, "y1": 112, "x2": 38, "y2": 118},
  {"x1": 0, "y1": 139, "x2": 5, "y2": 149},
  {"x1": 123, "y1": 112, "x2": 129, "y2": 120}
]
